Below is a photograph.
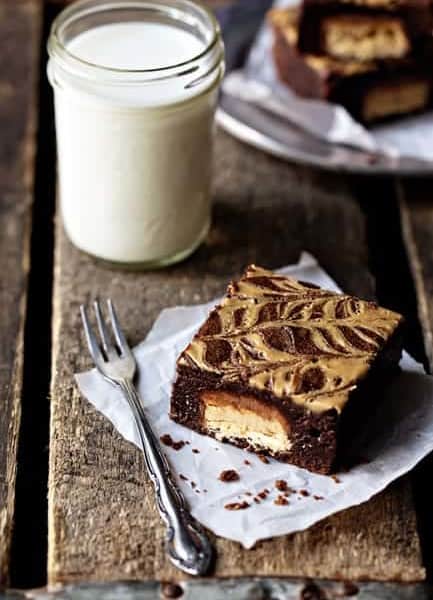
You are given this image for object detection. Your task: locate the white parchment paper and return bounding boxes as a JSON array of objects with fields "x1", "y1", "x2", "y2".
[
  {"x1": 222, "y1": 0, "x2": 433, "y2": 160},
  {"x1": 76, "y1": 253, "x2": 433, "y2": 549}
]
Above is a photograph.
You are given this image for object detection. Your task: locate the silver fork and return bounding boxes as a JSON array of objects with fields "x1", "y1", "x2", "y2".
[{"x1": 80, "y1": 299, "x2": 213, "y2": 576}]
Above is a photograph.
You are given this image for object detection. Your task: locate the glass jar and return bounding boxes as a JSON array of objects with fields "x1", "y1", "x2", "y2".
[{"x1": 47, "y1": 0, "x2": 224, "y2": 268}]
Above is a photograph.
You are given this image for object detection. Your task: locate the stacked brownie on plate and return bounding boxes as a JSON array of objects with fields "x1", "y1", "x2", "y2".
[{"x1": 269, "y1": 0, "x2": 433, "y2": 123}]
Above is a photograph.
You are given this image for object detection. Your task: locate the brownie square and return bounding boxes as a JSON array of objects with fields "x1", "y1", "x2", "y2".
[
  {"x1": 296, "y1": 0, "x2": 432, "y2": 59},
  {"x1": 170, "y1": 265, "x2": 403, "y2": 474},
  {"x1": 269, "y1": 7, "x2": 433, "y2": 124}
]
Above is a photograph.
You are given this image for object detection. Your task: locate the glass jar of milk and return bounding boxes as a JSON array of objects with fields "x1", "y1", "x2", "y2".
[{"x1": 47, "y1": 0, "x2": 224, "y2": 268}]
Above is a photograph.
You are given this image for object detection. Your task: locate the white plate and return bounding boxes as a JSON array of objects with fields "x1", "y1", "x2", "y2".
[{"x1": 217, "y1": 91, "x2": 433, "y2": 176}]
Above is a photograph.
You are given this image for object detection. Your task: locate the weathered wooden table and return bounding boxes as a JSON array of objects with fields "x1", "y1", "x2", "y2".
[{"x1": 2, "y1": 1, "x2": 433, "y2": 598}]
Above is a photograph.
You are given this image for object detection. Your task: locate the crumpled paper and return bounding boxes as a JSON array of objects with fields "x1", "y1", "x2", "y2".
[
  {"x1": 76, "y1": 253, "x2": 433, "y2": 549},
  {"x1": 222, "y1": 0, "x2": 433, "y2": 160}
]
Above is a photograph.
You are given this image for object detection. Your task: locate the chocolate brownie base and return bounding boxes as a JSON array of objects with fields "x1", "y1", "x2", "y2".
[
  {"x1": 170, "y1": 265, "x2": 403, "y2": 475},
  {"x1": 270, "y1": 8, "x2": 433, "y2": 123},
  {"x1": 171, "y1": 366, "x2": 339, "y2": 474},
  {"x1": 171, "y1": 329, "x2": 402, "y2": 474}
]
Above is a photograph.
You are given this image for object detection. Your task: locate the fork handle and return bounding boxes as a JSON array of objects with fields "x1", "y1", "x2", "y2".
[{"x1": 118, "y1": 379, "x2": 213, "y2": 576}]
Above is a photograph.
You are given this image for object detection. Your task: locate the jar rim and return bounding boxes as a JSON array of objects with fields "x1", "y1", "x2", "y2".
[{"x1": 48, "y1": 0, "x2": 222, "y2": 80}]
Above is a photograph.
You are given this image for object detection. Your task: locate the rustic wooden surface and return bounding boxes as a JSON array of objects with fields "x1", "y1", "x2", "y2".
[
  {"x1": 48, "y1": 131, "x2": 425, "y2": 585},
  {"x1": 399, "y1": 180, "x2": 433, "y2": 371},
  {"x1": 0, "y1": 0, "x2": 41, "y2": 586},
  {"x1": 13, "y1": 578, "x2": 433, "y2": 599}
]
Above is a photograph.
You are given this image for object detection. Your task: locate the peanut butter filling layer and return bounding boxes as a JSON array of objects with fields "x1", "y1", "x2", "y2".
[
  {"x1": 363, "y1": 79, "x2": 430, "y2": 121},
  {"x1": 179, "y1": 266, "x2": 402, "y2": 414},
  {"x1": 322, "y1": 15, "x2": 410, "y2": 61},
  {"x1": 202, "y1": 391, "x2": 292, "y2": 453}
]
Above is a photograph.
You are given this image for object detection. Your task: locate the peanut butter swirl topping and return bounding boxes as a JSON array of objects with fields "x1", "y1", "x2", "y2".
[{"x1": 178, "y1": 266, "x2": 402, "y2": 413}]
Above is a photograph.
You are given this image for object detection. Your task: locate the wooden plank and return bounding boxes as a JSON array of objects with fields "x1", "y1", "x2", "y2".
[
  {"x1": 48, "y1": 132, "x2": 425, "y2": 585},
  {"x1": 0, "y1": 0, "x2": 41, "y2": 586},
  {"x1": 399, "y1": 180, "x2": 433, "y2": 370}
]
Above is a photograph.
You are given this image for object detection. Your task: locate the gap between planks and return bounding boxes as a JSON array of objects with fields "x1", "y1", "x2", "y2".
[{"x1": 0, "y1": 0, "x2": 42, "y2": 587}]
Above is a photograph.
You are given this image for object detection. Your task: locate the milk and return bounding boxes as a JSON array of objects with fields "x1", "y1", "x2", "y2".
[
  {"x1": 48, "y1": 7, "x2": 223, "y2": 266},
  {"x1": 68, "y1": 23, "x2": 204, "y2": 71}
]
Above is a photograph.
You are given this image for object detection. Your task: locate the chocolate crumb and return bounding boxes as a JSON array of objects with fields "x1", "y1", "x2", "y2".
[
  {"x1": 313, "y1": 495, "x2": 324, "y2": 501},
  {"x1": 254, "y1": 497, "x2": 261, "y2": 504},
  {"x1": 195, "y1": 489, "x2": 200, "y2": 493},
  {"x1": 179, "y1": 474, "x2": 188, "y2": 481},
  {"x1": 299, "y1": 489, "x2": 310, "y2": 497},
  {"x1": 203, "y1": 489, "x2": 208, "y2": 493},
  {"x1": 190, "y1": 481, "x2": 196, "y2": 489},
  {"x1": 160, "y1": 434, "x2": 174, "y2": 447},
  {"x1": 341, "y1": 581, "x2": 359, "y2": 596},
  {"x1": 192, "y1": 448, "x2": 200, "y2": 454},
  {"x1": 275, "y1": 479, "x2": 288, "y2": 492},
  {"x1": 332, "y1": 475, "x2": 341, "y2": 484},
  {"x1": 301, "y1": 582, "x2": 327, "y2": 600},
  {"x1": 258, "y1": 491, "x2": 268, "y2": 500},
  {"x1": 224, "y1": 501, "x2": 250, "y2": 511},
  {"x1": 172, "y1": 441, "x2": 185, "y2": 451},
  {"x1": 219, "y1": 469, "x2": 240, "y2": 482},
  {"x1": 244, "y1": 492, "x2": 253, "y2": 496},
  {"x1": 160, "y1": 434, "x2": 185, "y2": 451},
  {"x1": 185, "y1": 441, "x2": 191, "y2": 445},
  {"x1": 244, "y1": 460, "x2": 251, "y2": 466},
  {"x1": 258, "y1": 454, "x2": 269, "y2": 464},
  {"x1": 274, "y1": 494, "x2": 289, "y2": 506},
  {"x1": 161, "y1": 582, "x2": 183, "y2": 598}
]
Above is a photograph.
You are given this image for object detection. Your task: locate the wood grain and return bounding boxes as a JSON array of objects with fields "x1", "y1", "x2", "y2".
[
  {"x1": 48, "y1": 131, "x2": 425, "y2": 584},
  {"x1": 0, "y1": 0, "x2": 41, "y2": 586},
  {"x1": 399, "y1": 180, "x2": 433, "y2": 370}
]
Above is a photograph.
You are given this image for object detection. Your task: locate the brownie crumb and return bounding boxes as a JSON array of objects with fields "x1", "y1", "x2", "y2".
[
  {"x1": 332, "y1": 475, "x2": 341, "y2": 484},
  {"x1": 179, "y1": 474, "x2": 188, "y2": 481},
  {"x1": 173, "y1": 441, "x2": 185, "y2": 451},
  {"x1": 244, "y1": 460, "x2": 251, "y2": 466},
  {"x1": 341, "y1": 581, "x2": 359, "y2": 596},
  {"x1": 274, "y1": 494, "x2": 289, "y2": 506},
  {"x1": 160, "y1": 434, "x2": 185, "y2": 451},
  {"x1": 192, "y1": 448, "x2": 200, "y2": 454},
  {"x1": 257, "y1": 489, "x2": 269, "y2": 500},
  {"x1": 244, "y1": 492, "x2": 253, "y2": 496},
  {"x1": 300, "y1": 582, "x2": 327, "y2": 600},
  {"x1": 161, "y1": 582, "x2": 183, "y2": 598},
  {"x1": 190, "y1": 481, "x2": 196, "y2": 489},
  {"x1": 258, "y1": 454, "x2": 269, "y2": 464},
  {"x1": 254, "y1": 497, "x2": 261, "y2": 504},
  {"x1": 299, "y1": 489, "x2": 310, "y2": 497},
  {"x1": 203, "y1": 489, "x2": 208, "y2": 493},
  {"x1": 219, "y1": 469, "x2": 240, "y2": 482},
  {"x1": 313, "y1": 495, "x2": 324, "y2": 501},
  {"x1": 195, "y1": 489, "x2": 200, "y2": 493},
  {"x1": 224, "y1": 501, "x2": 250, "y2": 511},
  {"x1": 160, "y1": 434, "x2": 174, "y2": 446},
  {"x1": 275, "y1": 479, "x2": 288, "y2": 492}
]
